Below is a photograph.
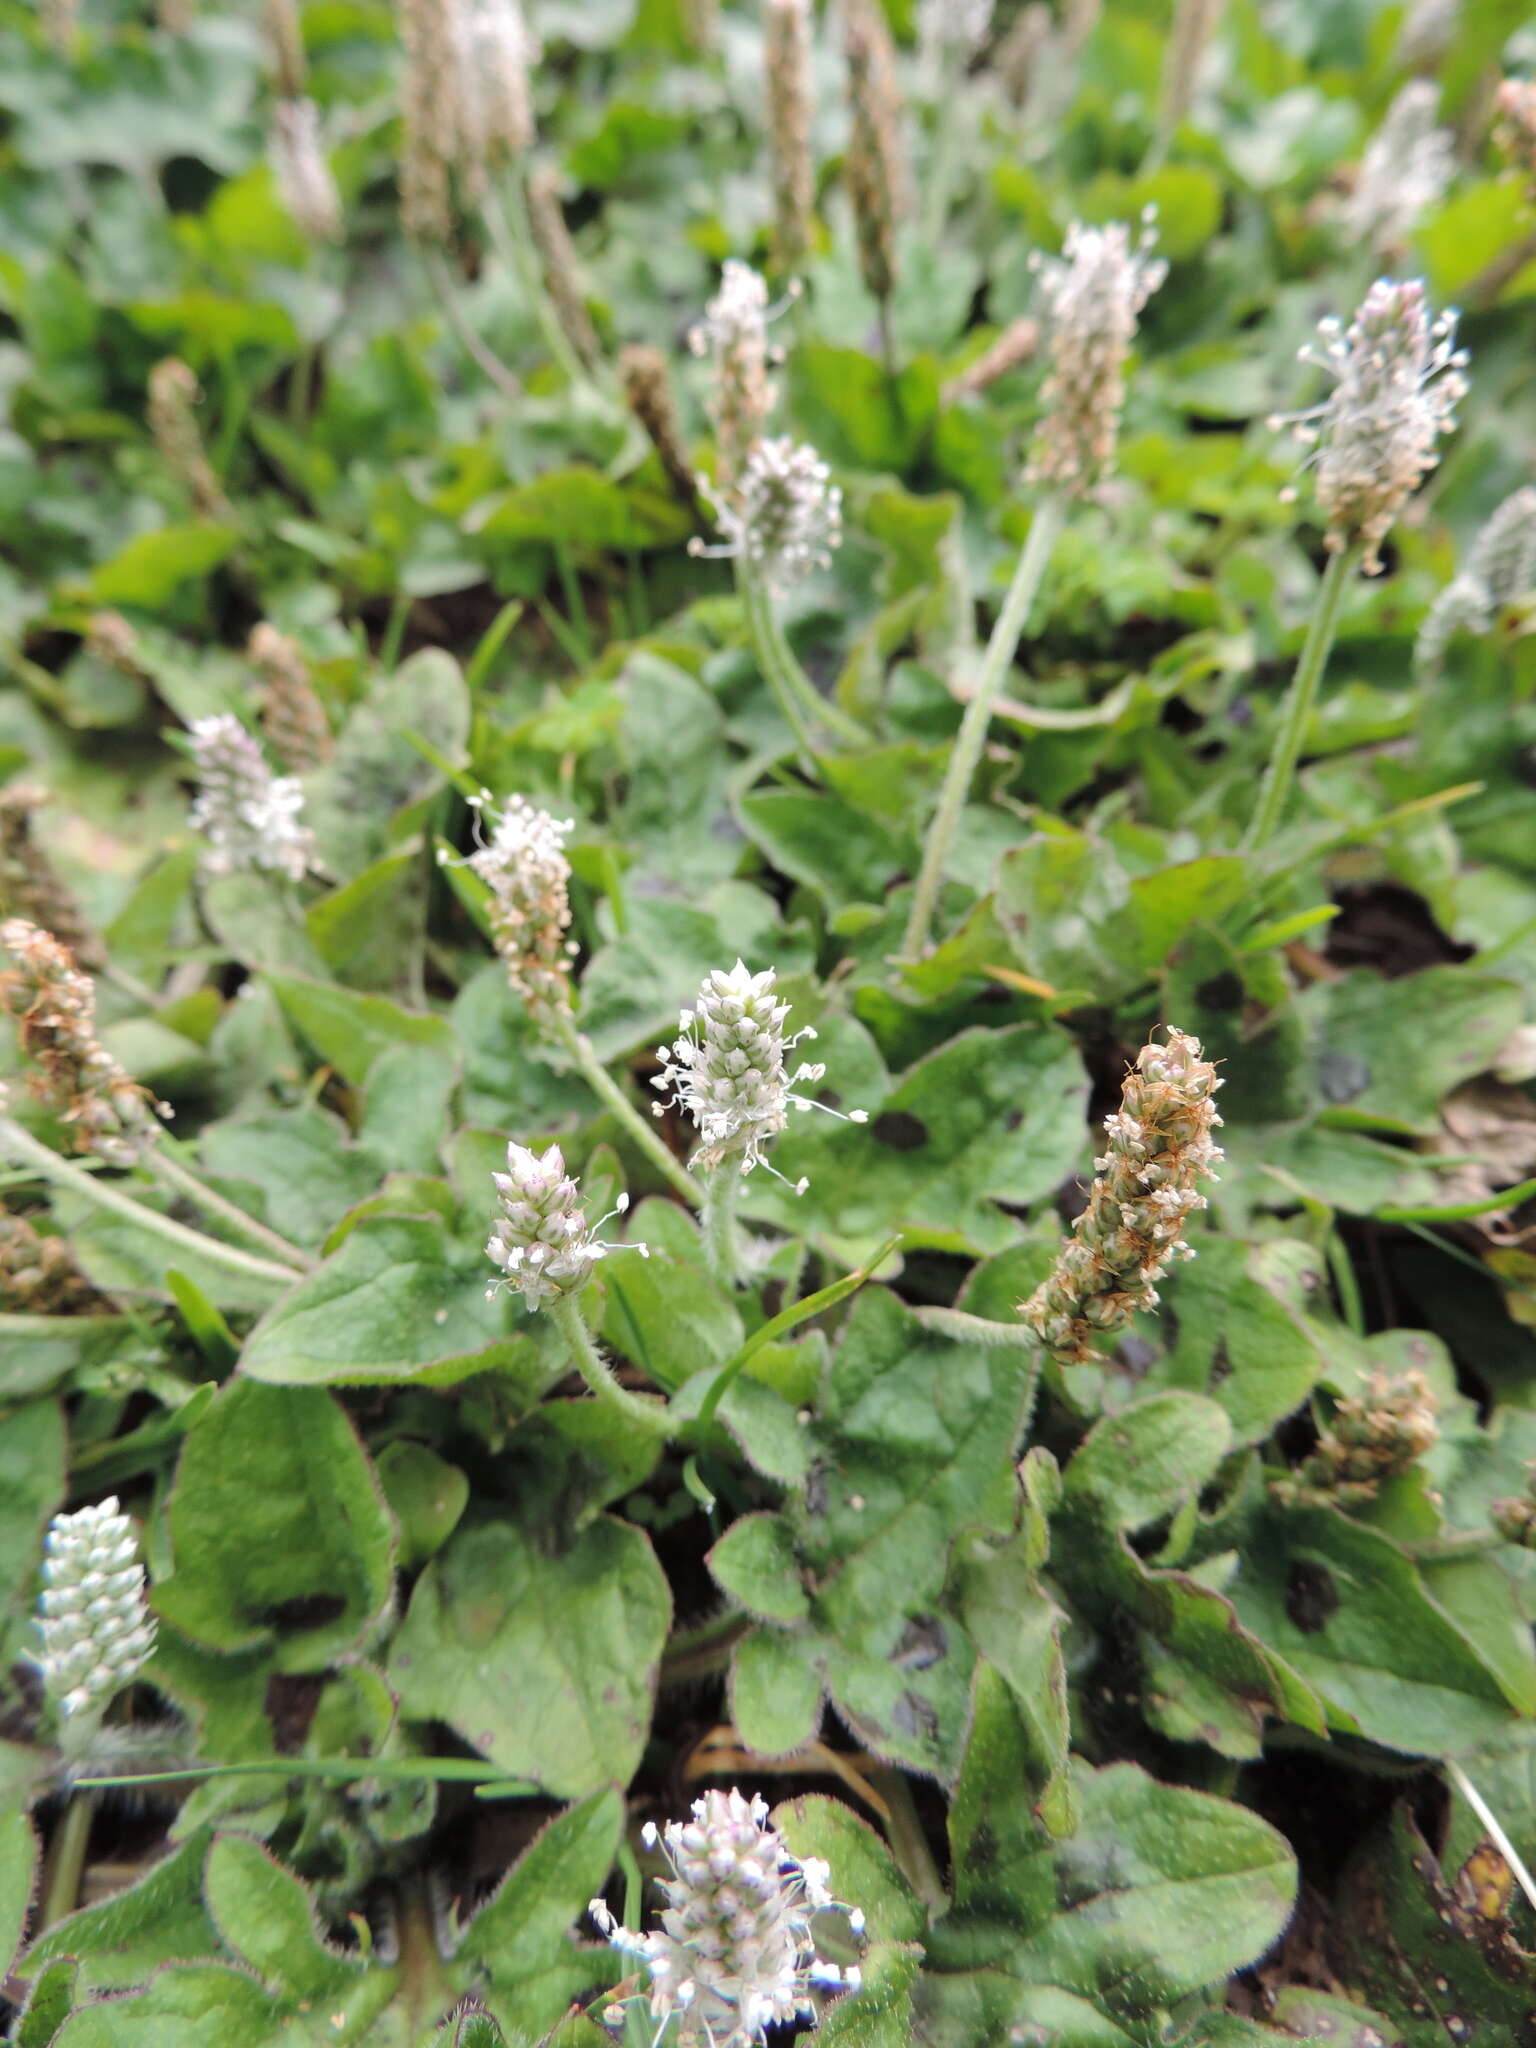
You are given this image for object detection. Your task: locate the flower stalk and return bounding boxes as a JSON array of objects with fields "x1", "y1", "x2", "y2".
[
  {"x1": 0, "y1": 1116, "x2": 305, "y2": 1288},
  {"x1": 902, "y1": 491, "x2": 1065, "y2": 958},
  {"x1": 1243, "y1": 543, "x2": 1356, "y2": 852}
]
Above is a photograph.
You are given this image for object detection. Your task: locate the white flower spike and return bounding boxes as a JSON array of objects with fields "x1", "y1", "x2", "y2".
[
  {"x1": 1270, "y1": 276, "x2": 1468, "y2": 574},
  {"x1": 36, "y1": 1498, "x2": 155, "y2": 1722},
  {"x1": 589, "y1": 1787, "x2": 863, "y2": 2048},
  {"x1": 189, "y1": 713, "x2": 315, "y2": 882},
  {"x1": 652, "y1": 962, "x2": 867, "y2": 1190},
  {"x1": 691, "y1": 437, "x2": 843, "y2": 592},
  {"x1": 485, "y1": 1140, "x2": 647, "y2": 1309},
  {"x1": 441, "y1": 791, "x2": 577, "y2": 1024}
]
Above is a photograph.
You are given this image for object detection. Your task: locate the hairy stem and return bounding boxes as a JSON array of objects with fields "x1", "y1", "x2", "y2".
[
  {"x1": 757, "y1": 579, "x2": 870, "y2": 745},
  {"x1": 489, "y1": 168, "x2": 594, "y2": 392},
  {"x1": 902, "y1": 491, "x2": 1065, "y2": 957},
  {"x1": 423, "y1": 248, "x2": 524, "y2": 401},
  {"x1": 144, "y1": 1147, "x2": 314, "y2": 1272},
  {"x1": 550, "y1": 1014, "x2": 702, "y2": 1208},
  {"x1": 550, "y1": 1292, "x2": 671, "y2": 1435},
  {"x1": 1, "y1": 1118, "x2": 302, "y2": 1289},
  {"x1": 701, "y1": 1166, "x2": 741, "y2": 1289},
  {"x1": 1244, "y1": 544, "x2": 1355, "y2": 854},
  {"x1": 739, "y1": 570, "x2": 820, "y2": 768}
]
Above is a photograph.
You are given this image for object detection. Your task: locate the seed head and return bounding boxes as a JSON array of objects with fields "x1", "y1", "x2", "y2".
[
  {"x1": 1272, "y1": 1370, "x2": 1439, "y2": 1509},
  {"x1": 526, "y1": 164, "x2": 601, "y2": 371},
  {"x1": 942, "y1": 316, "x2": 1040, "y2": 404},
  {"x1": 1395, "y1": 0, "x2": 1457, "y2": 73},
  {"x1": 249, "y1": 622, "x2": 334, "y2": 772},
  {"x1": 1340, "y1": 83, "x2": 1453, "y2": 260},
  {"x1": 148, "y1": 359, "x2": 235, "y2": 524},
  {"x1": 1157, "y1": 0, "x2": 1223, "y2": 145},
  {"x1": 1026, "y1": 213, "x2": 1166, "y2": 498},
  {"x1": 271, "y1": 98, "x2": 344, "y2": 244},
  {"x1": 1493, "y1": 1464, "x2": 1536, "y2": 1549},
  {"x1": 1021, "y1": 1028, "x2": 1223, "y2": 1366},
  {"x1": 1270, "y1": 277, "x2": 1467, "y2": 574},
  {"x1": 842, "y1": 0, "x2": 907, "y2": 309},
  {"x1": 464, "y1": 0, "x2": 538, "y2": 159},
  {"x1": 589, "y1": 1787, "x2": 863, "y2": 2048},
  {"x1": 0, "y1": 1205, "x2": 99, "y2": 1314},
  {"x1": 445, "y1": 792, "x2": 576, "y2": 1026},
  {"x1": 621, "y1": 345, "x2": 701, "y2": 512},
  {"x1": 485, "y1": 1141, "x2": 645, "y2": 1308},
  {"x1": 397, "y1": 0, "x2": 476, "y2": 241},
  {"x1": 765, "y1": 0, "x2": 815, "y2": 275},
  {"x1": 189, "y1": 714, "x2": 315, "y2": 883},
  {"x1": 918, "y1": 0, "x2": 995, "y2": 65},
  {"x1": 690, "y1": 260, "x2": 781, "y2": 503},
  {"x1": 693, "y1": 437, "x2": 843, "y2": 592},
  {"x1": 1416, "y1": 485, "x2": 1536, "y2": 672},
  {"x1": 0, "y1": 921, "x2": 166, "y2": 1163},
  {"x1": 35, "y1": 1499, "x2": 156, "y2": 1724},
  {"x1": 652, "y1": 961, "x2": 867, "y2": 1188}
]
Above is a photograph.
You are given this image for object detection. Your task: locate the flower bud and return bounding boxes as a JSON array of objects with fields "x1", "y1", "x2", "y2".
[
  {"x1": 1273, "y1": 1370, "x2": 1439, "y2": 1509},
  {"x1": 447, "y1": 792, "x2": 576, "y2": 1026},
  {"x1": 842, "y1": 0, "x2": 907, "y2": 309}
]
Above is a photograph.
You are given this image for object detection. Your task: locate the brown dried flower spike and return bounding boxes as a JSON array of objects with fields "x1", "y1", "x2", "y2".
[
  {"x1": 0, "y1": 921, "x2": 166, "y2": 1162},
  {"x1": 1021, "y1": 1028, "x2": 1223, "y2": 1366}
]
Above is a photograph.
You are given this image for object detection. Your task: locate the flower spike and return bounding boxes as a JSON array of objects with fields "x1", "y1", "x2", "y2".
[
  {"x1": 590, "y1": 1787, "x2": 864, "y2": 2047},
  {"x1": 652, "y1": 962, "x2": 867, "y2": 1191}
]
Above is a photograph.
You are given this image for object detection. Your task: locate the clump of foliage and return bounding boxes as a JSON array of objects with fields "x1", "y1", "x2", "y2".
[{"x1": 3, "y1": 0, "x2": 1536, "y2": 2044}]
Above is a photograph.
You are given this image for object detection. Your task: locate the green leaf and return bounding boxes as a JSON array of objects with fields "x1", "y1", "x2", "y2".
[
  {"x1": 389, "y1": 1518, "x2": 671, "y2": 1798},
  {"x1": 753, "y1": 1022, "x2": 1089, "y2": 1257},
  {"x1": 1003, "y1": 1762, "x2": 1296, "y2": 2009},
  {"x1": 0, "y1": 1399, "x2": 64, "y2": 1621},
  {"x1": 0, "y1": 1806, "x2": 37, "y2": 1981},
  {"x1": 239, "y1": 1213, "x2": 530, "y2": 1387},
  {"x1": 474, "y1": 466, "x2": 692, "y2": 549},
  {"x1": 948, "y1": 1663, "x2": 1059, "y2": 1935},
  {"x1": 375, "y1": 1439, "x2": 469, "y2": 1570},
  {"x1": 198, "y1": 1107, "x2": 383, "y2": 1252},
  {"x1": 957, "y1": 1534, "x2": 1076, "y2": 1839},
  {"x1": 73, "y1": 523, "x2": 238, "y2": 608},
  {"x1": 1300, "y1": 969, "x2": 1523, "y2": 1137},
  {"x1": 773, "y1": 1794, "x2": 926, "y2": 1945},
  {"x1": 202, "y1": 1835, "x2": 361, "y2": 2002},
  {"x1": 913, "y1": 1975, "x2": 1138, "y2": 2048},
  {"x1": 789, "y1": 344, "x2": 938, "y2": 471},
  {"x1": 457, "y1": 1789, "x2": 622, "y2": 2032},
  {"x1": 1225, "y1": 1502, "x2": 1516, "y2": 1753},
  {"x1": 263, "y1": 974, "x2": 456, "y2": 1087},
  {"x1": 707, "y1": 1512, "x2": 810, "y2": 1624},
  {"x1": 154, "y1": 1382, "x2": 396, "y2": 1670},
  {"x1": 1063, "y1": 1393, "x2": 1234, "y2": 1532},
  {"x1": 600, "y1": 1244, "x2": 742, "y2": 1394},
  {"x1": 22, "y1": 1831, "x2": 221, "y2": 1992},
  {"x1": 1149, "y1": 1239, "x2": 1322, "y2": 1444},
  {"x1": 729, "y1": 1625, "x2": 825, "y2": 1756}
]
